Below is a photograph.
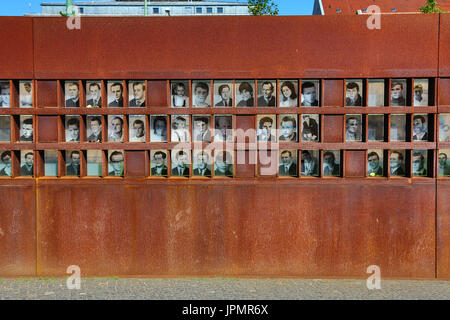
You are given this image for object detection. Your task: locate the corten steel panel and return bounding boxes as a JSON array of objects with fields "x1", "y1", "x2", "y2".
[
  {"x1": 31, "y1": 15, "x2": 439, "y2": 79},
  {"x1": 37, "y1": 116, "x2": 58, "y2": 143},
  {"x1": 235, "y1": 150, "x2": 256, "y2": 178},
  {"x1": 345, "y1": 150, "x2": 366, "y2": 177},
  {"x1": 37, "y1": 80, "x2": 58, "y2": 108},
  {"x1": 125, "y1": 151, "x2": 146, "y2": 178},
  {"x1": 0, "y1": 17, "x2": 33, "y2": 79},
  {"x1": 323, "y1": 80, "x2": 344, "y2": 106},
  {"x1": 438, "y1": 78, "x2": 450, "y2": 106},
  {"x1": 0, "y1": 180, "x2": 36, "y2": 276},
  {"x1": 437, "y1": 180, "x2": 450, "y2": 278},
  {"x1": 440, "y1": 14, "x2": 450, "y2": 77},
  {"x1": 323, "y1": 115, "x2": 344, "y2": 142},
  {"x1": 148, "y1": 81, "x2": 168, "y2": 107},
  {"x1": 35, "y1": 180, "x2": 435, "y2": 277},
  {"x1": 321, "y1": 0, "x2": 425, "y2": 15}
]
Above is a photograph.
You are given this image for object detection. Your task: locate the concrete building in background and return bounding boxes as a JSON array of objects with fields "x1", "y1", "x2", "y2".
[
  {"x1": 313, "y1": 0, "x2": 450, "y2": 15},
  {"x1": 40, "y1": 0, "x2": 250, "y2": 16}
]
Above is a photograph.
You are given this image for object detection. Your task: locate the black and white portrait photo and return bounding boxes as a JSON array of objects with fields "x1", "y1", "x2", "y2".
[
  {"x1": 108, "y1": 115, "x2": 124, "y2": 142},
  {"x1": 413, "y1": 114, "x2": 428, "y2": 141},
  {"x1": 193, "y1": 150, "x2": 212, "y2": 177},
  {"x1": 323, "y1": 150, "x2": 340, "y2": 177},
  {"x1": 87, "y1": 115, "x2": 102, "y2": 143},
  {"x1": 368, "y1": 114, "x2": 384, "y2": 142},
  {"x1": 257, "y1": 80, "x2": 276, "y2": 107},
  {"x1": 171, "y1": 115, "x2": 190, "y2": 142},
  {"x1": 65, "y1": 81, "x2": 80, "y2": 108},
  {"x1": 171, "y1": 81, "x2": 189, "y2": 108},
  {"x1": 0, "y1": 150, "x2": 11, "y2": 177},
  {"x1": 390, "y1": 114, "x2": 406, "y2": 141},
  {"x1": 0, "y1": 81, "x2": 10, "y2": 108},
  {"x1": 214, "y1": 150, "x2": 233, "y2": 177},
  {"x1": 150, "y1": 150, "x2": 168, "y2": 177},
  {"x1": 235, "y1": 81, "x2": 255, "y2": 107},
  {"x1": 439, "y1": 114, "x2": 450, "y2": 142},
  {"x1": 413, "y1": 79, "x2": 429, "y2": 107},
  {"x1": 86, "y1": 81, "x2": 102, "y2": 108},
  {"x1": 214, "y1": 81, "x2": 233, "y2": 107},
  {"x1": 301, "y1": 80, "x2": 319, "y2": 107},
  {"x1": 438, "y1": 150, "x2": 450, "y2": 177},
  {"x1": 279, "y1": 80, "x2": 298, "y2": 107},
  {"x1": 65, "y1": 116, "x2": 80, "y2": 142},
  {"x1": 150, "y1": 115, "x2": 167, "y2": 142},
  {"x1": 367, "y1": 150, "x2": 383, "y2": 177},
  {"x1": 391, "y1": 80, "x2": 407, "y2": 106},
  {"x1": 345, "y1": 80, "x2": 363, "y2": 106},
  {"x1": 390, "y1": 150, "x2": 405, "y2": 177},
  {"x1": 20, "y1": 150, "x2": 34, "y2": 176},
  {"x1": 412, "y1": 150, "x2": 427, "y2": 177},
  {"x1": 368, "y1": 79, "x2": 385, "y2": 107},
  {"x1": 0, "y1": 115, "x2": 10, "y2": 142},
  {"x1": 66, "y1": 150, "x2": 81, "y2": 176},
  {"x1": 108, "y1": 150, "x2": 124, "y2": 177},
  {"x1": 171, "y1": 149, "x2": 190, "y2": 177},
  {"x1": 108, "y1": 81, "x2": 124, "y2": 107},
  {"x1": 128, "y1": 81, "x2": 146, "y2": 107},
  {"x1": 129, "y1": 115, "x2": 146, "y2": 142},
  {"x1": 257, "y1": 115, "x2": 276, "y2": 142},
  {"x1": 19, "y1": 81, "x2": 33, "y2": 108},
  {"x1": 301, "y1": 150, "x2": 319, "y2": 176},
  {"x1": 301, "y1": 114, "x2": 319, "y2": 142},
  {"x1": 193, "y1": 115, "x2": 212, "y2": 142},
  {"x1": 192, "y1": 81, "x2": 211, "y2": 107},
  {"x1": 279, "y1": 150, "x2": 297, "y2": 177},
  {"x1": 20, "y1": 115, "x2": 33, "y2": 142},
  {"x1": 345, "y1": 115, "x2": 362, "y2": 142},
  {"x1": 214, "y1": 115, "x2": 233, "y2": 142},
  {"x1": 278, "y1": 115, "x2": 297, "y2": 142}
]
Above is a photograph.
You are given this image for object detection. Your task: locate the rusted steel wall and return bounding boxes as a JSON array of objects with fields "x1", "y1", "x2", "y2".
[{"x1": 437, "y1": 181, "x2": 450, "y2": 278}]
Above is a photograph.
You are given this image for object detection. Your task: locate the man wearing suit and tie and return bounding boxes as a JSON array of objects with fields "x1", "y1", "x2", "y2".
[
  {"x1": 171, "y1": 150, "x2": 189, "y2": 177},
  {"x1": 257, "y1": 81, "x2": 276, "y2": 107},
  {"x1": 20, "y1": 152, "x2": 34, "y2": 176},
  {"x1": 279, "y1": 150, "x2": 297, "y2": 177},
  {"x1": 413, "y1": 115, "x2": 428, "y2": 141},
  {"x1": 129, "y1": 82, "x2": 145, "y2": 107},
  {"x1": 86, "y1": 82, "x2": 102, "y2": 107},
  {"x1": 87, "y1": 117, "x2": 102, "y2": 142},
  {"x1": 66, "y1": 151, "x2": 81, "y2": 176},
  {"x1": 215, "y1": 84, "x2": 232, "y2": 107},
  {"x1": 108, "y1": 82, "x2": 124, "y2": 107},
  {"x1": 193, "y1": 151, "x2": 211, "y2": 177},
  {"x1": 194, "y1": 117, "x2": 211, "y2": 142},
  {"x1": 65, "y1": 82, "x2": 80, "y2": 108},
  {"x1": 151, "y1": 151, "x2": 168, "y2": 177}
]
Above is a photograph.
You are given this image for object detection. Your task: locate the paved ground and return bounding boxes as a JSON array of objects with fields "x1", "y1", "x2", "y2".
[{"x1": 0, "y1": 278, "x2": 449, "y2": 300}]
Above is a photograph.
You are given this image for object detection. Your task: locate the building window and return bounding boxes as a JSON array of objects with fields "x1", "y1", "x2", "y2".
[
  {"x1": 153, "y1": 8, "x2": 159, "y2": 14},
  {"x1": 79, "y1": 7, "x2": 84, "y2": 14},
  {"x1": 207, "y1": 7, "x2": 213, "y2": 14},
  {"x1": 196, "y1": 7, "x2": 202, "y2": 14},
  {"x1": 217, "y1": 7, "x2": 224, "y2": 14}
]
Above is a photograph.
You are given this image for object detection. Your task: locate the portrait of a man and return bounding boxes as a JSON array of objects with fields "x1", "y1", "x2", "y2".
[
  {"x1": 129, "y1": 117, "x2": 145, "y2": 142},
  {"x1": 391, "y1": 81, "x2": 406, "y2": 106},
  {"x1": 66, "y1": 150, "x2": 81, "y2": 176},
  {"x1": 65, "y1": 81, "x2": 80, "y2": 108},
  {"x1": 108, "y1": 82, "x2": 124, "y2": 107},
  {"x1": 301, "y1": 81, "x2": 319, "y2": 107},
  {"x1": 301, "y1": 114, "x2": 319, "y2": 142},
  {"x1": 412, "y1": 151, "x2": 427, "y2": 177},
  {"x1": 193, "y1": 116, "x2": 211, "y2": 142},
  {"x1": 439, "y1": 114, "x2": 450, "y2": 142},
  {"x1": 86, "y1": 82, "x2": 102, "y2": 108},
  {"x1": 0, "y1": 151, "x2": 11, "y2": 176},
  {"x1": 390, "y1": 150, "x2": 405, "y2": 177},
  {"x1": 257, "y1": 81, "x2": 276, "y2": 107},
  {"x1": 345, "y1": 81, "x2": 362, "y2": 106},
  {"x1": 279, "y1": 80, "x2": 298, "y2": 107},
  {"x1": 193, "y1": 151, "x2": 212, "y2": 177},
  {"x1": 151, "y1": 150, "x2": 168, "y2": 177},
  {"x1": 367, "y1": 150, "x2": 383, "y2": 177},
  {"x1": 214, "y1": 115, "x2": 233, "y2": 142},
  {"x1": 323, "y1": 151, "x2": 340, "y2": 177},
  {"x1": 257, "y1": 115, "x2": 276, "y2": 142},
  {"x1": 438, "y1": 151, "x2": 450, "y2": 177},
  {"x1": 236, "y1": 81, "x2": 255, "y2": 107},
  {"x1": 345, "y1": 115, "x2": 362, "y2": 142},
  {"x1": 214, "y1": 151, "x2": 233, "y2": 177},
  {"x1": 20, "y1": 151, "x2": 33, "y2": 176},
  {"x1": 20, "y1": 117, "x2": 33, "y2": 142},
  {"x1": 20, "y1": 81, "x2": 33, "y2": 108},
  {"x1": 108, "y1": 150, "x2": 124, "y2": 177},
  {"x1": 171, "y1": 81, "x2": 189, "y2": 108},
  {"x1": 150, "y1": 116, "x2": 167, "y2": 142},
  {"x1": 87, "y1": 116, "x2": 102, "y2": 142},
  {"x1": 171, "y1": 115, "x2": 190, "y2": 142},
  {"x1": 192, "y1": 81, "x2": 211, "y2": 107},
  {"x1": 413, "y1": 114, "x2": 428, "y2": 141},
  {"x1": 279, "y1": 115, "x2": 297, "y2": 142},
  {"x1": 301, "y1": 150, "x2": 319, "y2": 176},
  {"x1": 171, "y1": 150, "x2": 190, "y2": 177},
  {"x1": 279, "y1": 150, "x2": 297, "y2": 177},
  {"x1": 129, "y1": 81, "x2": 146, "y2": 107},
  {"x1": 214, "y1": 82, "x2": 233, "y2": 107},
  {"x1": 0, "y1": 82, "x2": 10, "y2": 108},
  {"x1": 108, "y1": 116, "x2": 124, "y2": 142},
  {"x1": 413, "y1": 79, "x2": 429, "y2": 106},
  {"x1": 65, "y1": 116, "x2": 80, "y2": 142}
]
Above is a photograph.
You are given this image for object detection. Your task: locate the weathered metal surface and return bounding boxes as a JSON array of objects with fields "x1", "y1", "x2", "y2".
[{"x1": 437, "y1": 180, "x2": 450, "y2": 278}]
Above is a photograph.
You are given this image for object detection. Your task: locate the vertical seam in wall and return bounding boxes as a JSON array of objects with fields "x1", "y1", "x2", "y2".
[{"x1": 435, "y1": 13, "x2": 441, "y2": 280}]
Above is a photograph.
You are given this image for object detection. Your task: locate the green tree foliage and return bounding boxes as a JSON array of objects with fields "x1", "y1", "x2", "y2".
[
  {"x1": 248, "y1": 0, "x2": 279, "y2": 16},
  {"x1": 420, "y1": 0, "x2": 447, "y2": 13}
]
